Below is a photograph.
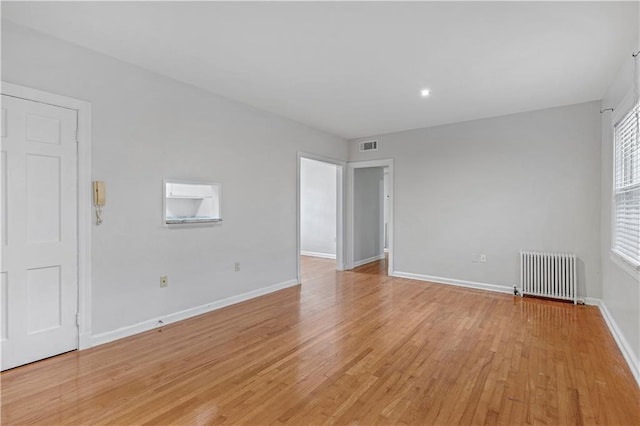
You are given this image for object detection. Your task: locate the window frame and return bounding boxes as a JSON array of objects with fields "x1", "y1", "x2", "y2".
[{"x1": 611, "y1": 92, "x2": 640, "y2": 273}]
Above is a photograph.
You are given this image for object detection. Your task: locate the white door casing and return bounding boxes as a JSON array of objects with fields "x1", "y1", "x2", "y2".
[{"x1": 1, "y1": 94, "x2": 79, "y2": 370}]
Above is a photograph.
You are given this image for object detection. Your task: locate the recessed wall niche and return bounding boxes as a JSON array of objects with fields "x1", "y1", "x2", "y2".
[{"x1": 163, "y1": 180, "x2": 221, "y2": 225}]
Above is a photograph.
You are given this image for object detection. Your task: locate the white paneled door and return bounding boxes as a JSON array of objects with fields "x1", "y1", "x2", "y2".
[{"x1": 1, "y1": 95, "x2": 78, "y2": 370}]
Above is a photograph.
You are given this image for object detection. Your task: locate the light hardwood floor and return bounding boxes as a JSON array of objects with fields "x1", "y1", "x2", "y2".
[{"x1": 2, "y1": 256, "x2": 638, "y2": 425}]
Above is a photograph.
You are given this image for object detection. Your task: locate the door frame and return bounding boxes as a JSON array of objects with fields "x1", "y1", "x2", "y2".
[
  {"x1": 1, "y1": 81, "x2": 92, "y2": 350},
  {"x1": 346, "y1": 159, "x2": 394, "y2": 275},
  {"x1": 296, "y1": 152, "x2": 346, "y2": 283}
]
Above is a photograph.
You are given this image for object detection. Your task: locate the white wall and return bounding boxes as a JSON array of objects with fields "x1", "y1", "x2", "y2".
[
  {"x1": 600, "y1": 55, "x2": 640, "y2": 377},
  {"x1": 1, "y1": 22, "x2": 348, "y2": 337},
  {"x1": 350, "y1": 102, "x2": 602, "y2": 296},
  {"x1": 300, "y1": 158, "x2": 337, "y2": 258},
  {"x1": 354, "y1": 167, "x2": 384, "y2": 265}
]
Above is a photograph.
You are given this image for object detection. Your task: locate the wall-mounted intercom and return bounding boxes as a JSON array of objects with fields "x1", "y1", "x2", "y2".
[{"x1": 93, "y1": 181, "x2": 105, "y2": 225}]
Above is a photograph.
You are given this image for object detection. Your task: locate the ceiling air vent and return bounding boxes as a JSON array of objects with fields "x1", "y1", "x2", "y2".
[{"x1": 359, "y1": 140, "x2": 378, "y2": 152}]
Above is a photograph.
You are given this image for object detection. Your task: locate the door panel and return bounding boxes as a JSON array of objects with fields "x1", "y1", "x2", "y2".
[
  {"x1": 1, "y1": 95, "x2": 78, "y2": 370},
  {"x1": 1, "y1": 272, "x2": 7, "y2": 341},
  {"x1": 25, "y1": 113, "x2": 61, "y2": 145},
  {"x1": 27, "y1": 266, "x2": 62, "y2": 334},
  {"x1": 1, "y1": 151, "x2": 6, "y2": 247},
  {"x1": 1, "y1": 108, "x2": 6, "y2": 138},
  {"x1": 27, "y1": 154, "x2": 61, "y2": 243}
]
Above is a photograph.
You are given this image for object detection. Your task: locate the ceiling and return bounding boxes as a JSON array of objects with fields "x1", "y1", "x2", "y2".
[{"x1": 2, "y1": 1, "x2": 638, "y2": 139}]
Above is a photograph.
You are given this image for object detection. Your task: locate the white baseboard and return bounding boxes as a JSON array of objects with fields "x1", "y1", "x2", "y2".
[
  {"x1": 79, "y1": 332, "x2": 92, "y2": 350},
  {"x1": 584, "y1": 297, "x2": 600, "y2": 306},
  {"x1": 301, "y1": 251, "x2": 336, "y2": 260},
  {"x1": 391, "y1": 270, "x2": 512, "y2": 295},
  {"x1": 353, "y1": 253, "x2": 386, "y2": 268},
  {"x1": 89, "y1": 278, "x2": 299, "y2": 348},
  {"x1": 592, "y1": 298, "x2": 640, "y2": 387}
]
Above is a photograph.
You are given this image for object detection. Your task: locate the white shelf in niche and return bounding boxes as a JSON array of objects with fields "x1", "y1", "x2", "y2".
[{"x1": 164, "y1": 180, "x2": 222, "y2": 226}]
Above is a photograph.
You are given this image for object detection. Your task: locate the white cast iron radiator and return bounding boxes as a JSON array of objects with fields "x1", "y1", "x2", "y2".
[{"x1": 519, "y1": 251, "x2": 577, "y2": 304}]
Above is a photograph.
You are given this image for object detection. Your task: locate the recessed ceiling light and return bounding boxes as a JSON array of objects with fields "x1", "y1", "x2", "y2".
[{"x1": 420, "y1": 89, "x2": 431, "y2": 97}]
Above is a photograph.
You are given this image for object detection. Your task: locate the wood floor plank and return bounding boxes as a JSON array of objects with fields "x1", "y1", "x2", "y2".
[{"x1": 2, "y1": 256, "x2": 638, "y2": 425}]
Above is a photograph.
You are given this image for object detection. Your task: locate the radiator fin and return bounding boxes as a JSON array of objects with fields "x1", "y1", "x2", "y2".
[{"x1": 520, "y1": 251, "x2": 577, "y2": 304}]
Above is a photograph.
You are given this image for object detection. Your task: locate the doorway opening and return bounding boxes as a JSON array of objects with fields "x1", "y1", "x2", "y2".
[
  {"x1": 296, "y1": 154, "x2": 345, "y2": 283},
  {"x1": 348, "y1": 159, "x2": 393, "y2": 276}
]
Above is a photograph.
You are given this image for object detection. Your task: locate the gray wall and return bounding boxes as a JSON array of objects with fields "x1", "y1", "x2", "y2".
[
  {"x1": 1, "y1": 22, "x2": 348, "y2": 336},
  {"x1": 600, "y1": 56, "x2": 640, "y2": 370},
  {"x1": 354, "y1": 167, "x2": 384, "y2": 264},
  {"x1": 350, "y1": 101, "x2": 602, "y2": 296},
  {"x1": 300, "y1": 158, "x2": 337, "y2": 257}
]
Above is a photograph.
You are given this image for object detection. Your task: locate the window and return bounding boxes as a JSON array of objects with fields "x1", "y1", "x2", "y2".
[{"x1": 613, "y1": 99, "x2": 640, "y2": 268}]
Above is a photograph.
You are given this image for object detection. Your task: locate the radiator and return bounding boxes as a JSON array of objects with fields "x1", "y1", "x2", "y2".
[{"x1": 520, "y1": 251, "x2": 577, "y2": 304}]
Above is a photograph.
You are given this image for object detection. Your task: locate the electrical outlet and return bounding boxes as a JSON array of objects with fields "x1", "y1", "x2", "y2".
[
  {"x1": 480, "y1": 254, "x2": 487, "y2": 263},
  {"x1": 160, "y1": 276, "x2": 168, "y2": 288},
  {"x1": 234, "y1": 262, "x2": 240, "y2": 272}
]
